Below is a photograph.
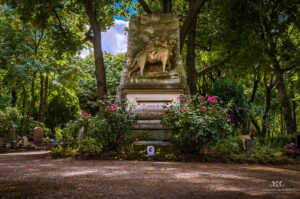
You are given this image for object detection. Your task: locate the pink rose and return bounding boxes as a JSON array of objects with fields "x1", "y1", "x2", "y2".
[
  {"x1": 227, "y1": 114, "x2": 232, "y2": 122},
  {"x1": 110, "y1": 104, "x2": 117, "y2": 111},
  {"x1": 199, "y1": 96, "x2": 206, "y2": 102},
  {"x1": 81, "y1": 110, "x2": 88, "y2": 118},
  {"x1": 207, "y1": 96, "x2": 218, "y2": 104},
  {"x1": 180, "y1": 108, "x2": 190, "y2": 113},
  {"x1": 200, "y1": 106, "x2": 206, "y2": 111}
]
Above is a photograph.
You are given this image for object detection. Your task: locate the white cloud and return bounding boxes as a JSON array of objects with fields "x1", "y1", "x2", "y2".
[
  {"x1": 80, "y1": 19, "x2": 128, "y2": 58},
  {"x1": 102, "y1": 19, "x2": 128, "y2": 54}
]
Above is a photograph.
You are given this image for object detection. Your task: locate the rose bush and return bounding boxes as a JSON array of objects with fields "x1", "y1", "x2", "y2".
[
  {"x1": 52, "y1": 97, "x2": 136, "y2": 156},
  {"x1": 86, "y1": 98, "x2": 136, "y2": 151},
  {"x1": 162, "y1": 95, "x2": 233, "y2": 153}
]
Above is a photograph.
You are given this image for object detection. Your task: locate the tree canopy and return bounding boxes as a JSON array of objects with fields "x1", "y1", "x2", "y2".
[{"x1": 0, "y1": 0, "x2": 299, "y2": 137}]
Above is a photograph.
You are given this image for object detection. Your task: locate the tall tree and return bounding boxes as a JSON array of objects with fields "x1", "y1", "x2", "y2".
[
  {"x1": 84, "y1": 0, "x2": 107, "y2": 99},
  {"x1": 186, "y1": 0, "x2": 198, "y2": 94}
]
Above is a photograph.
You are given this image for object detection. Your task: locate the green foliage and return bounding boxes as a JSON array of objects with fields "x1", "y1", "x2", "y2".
[
  {"x1": 51, "y1": 145, "x2": 78, "y2": 158},
  {"x1": 163, "y1": 95, "x2": 233, "y2": 153},
  {"x1": 78, "y1": 136, "x2": 103, "y2": 155},
  {"x1": 20, "y1": 116, "x2": 51, "y2": 138},
  {"x1": 52, "y1": 97, "x2": 136, "y2": 156},
  {"x1": 77, "y1": 53, "x2": 125, "y2": 114},
  {"x1": 209, "y1": 137, "x2": 290, "y2": 163},
  {"x1": 256, "y1": 135, "x2": 294, "y2": 149},
  {"x1": 247, "y1": 144, "x2": 284, "y2": 162},
  {"x1": 212, "y1": 136, "x2": 244, "y2": 156},
  {"x1": 0, "y1": 107, "x2": 21, "y2": 137},
  {"x1": 58, "y1": 117, "x2": 84, "y2": 147},
  {"x1": 86, "y1": 98, "x2": 136, "y2": 152},
  {"x1": 104, "y1": 53, "x2": 125, "y2": 96},
  {"x1": 45, "y1": 93, "x2": 80, "y2": 131},
  {"x1": 210, "y1": 77, "x2": 249, "y2": 129}
]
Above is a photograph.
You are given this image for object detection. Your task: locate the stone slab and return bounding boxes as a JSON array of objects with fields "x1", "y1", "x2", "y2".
[
  {"x1": 133, "y1": 120, "x2": 164, "y2": 129},
  {"x1": 133, "y1": 141, "x2": 172, "y2": 146},
  {"x1": 128, "y1": 129, "x2": 169, "y2": 141}
]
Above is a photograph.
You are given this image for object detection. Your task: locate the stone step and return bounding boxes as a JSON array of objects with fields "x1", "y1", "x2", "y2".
[
  {"x1": 133, "y1": 140, "x2": 173, "y2": 153},
  {"x1": 134, "y1": 111, "x2": 166, "y2": 120},
  {"x1": 128, "y1": 129, "x2": 169, "y2": 141},
  {"x1": 133, "y1": 141, "x2": 172, "y2": 146},
  {"x1": 133, "y1": 120, "x2": 164, "y2": 129}
]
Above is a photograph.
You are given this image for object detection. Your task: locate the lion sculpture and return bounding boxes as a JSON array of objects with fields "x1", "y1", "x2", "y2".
[{"x1": 128, "y1": 37, "x2": 176, "y2": 76}]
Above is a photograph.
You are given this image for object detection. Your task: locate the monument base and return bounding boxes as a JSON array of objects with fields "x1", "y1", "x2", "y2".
[{"x1": 119, "y1": 75, "x2": 188, "y2": 141}]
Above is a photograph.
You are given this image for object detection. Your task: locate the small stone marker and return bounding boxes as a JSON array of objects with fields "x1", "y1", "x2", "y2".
[
  {"x1": 77, "y1": 126, "x2": 84, "y2": 139},
  {"x1": 22, "y1": 136, "x2": 29, "y2": 146},
  {"x1": 147, "y1": 145, "x2": 155, "y2": 156},
  {"x1": 33, "y1": 127, "x2": 44, "y2": 143}
]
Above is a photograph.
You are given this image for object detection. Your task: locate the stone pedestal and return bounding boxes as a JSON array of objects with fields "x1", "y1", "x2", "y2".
[{"x1": 119, "y1": 14, "x2": 189, "y2": 141}]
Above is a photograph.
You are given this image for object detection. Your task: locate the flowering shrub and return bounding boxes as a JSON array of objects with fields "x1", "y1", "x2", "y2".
[
  {"x1": 283, "y1": 143, "x2": 300, "y2": 157},
  {"x1": 55, "y1": 97, "x2": 136, "y2": 155},
  {"x1": 162, "y1": 95, "x2": 233, "y2": 153},
  {"x1": 86, "y1": 98, "x2": 136, "y2": 151},
  {"x1": 210, "y1": 77, "x2": 249, "y2": 127}
]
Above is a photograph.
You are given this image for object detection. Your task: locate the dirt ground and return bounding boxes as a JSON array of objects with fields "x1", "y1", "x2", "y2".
[{"x1": 0, "y1": 151, "x2": 299, "y2": 199}]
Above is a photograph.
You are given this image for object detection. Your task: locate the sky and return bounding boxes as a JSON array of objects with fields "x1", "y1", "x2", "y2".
[
  {"x1": 101, "y1": 19, "x2": 129, "y2": 54},
  {"x1": 80, "y1": 1, "x2": 137, "y2": 57}
]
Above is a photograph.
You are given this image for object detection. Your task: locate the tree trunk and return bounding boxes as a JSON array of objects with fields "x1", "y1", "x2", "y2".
[
  {"x1": 250, "y1": 116, "x2": 261, "y2": 136},
  {"x1": 292, "y1": 100, "x2": 297, "y2": 132},
  {"x1": 162, "y1": 0, "x2": 172, "y2": 13},
  {"x1": 39, "y1": 74, "x2": 44, "y2": 122},
  {"x1": 39, "y1": 74, "x2": 48, "y2": 123},
  {"x1": 84, "y1": 0, "x2": 107, "y2": 99},
  {"x1": 291, "y1": 82, "x2": 297, "y2": 132},
  {"x1": 44, "y1": 75, "x2": 48, "y2": 116},
  {"x1": 250, "y1": 73, "x2": 260, "y2": 103},
  {"x1": 248, "y1": 73, "x2": 261, "y2": 136},
  {"x1": 186, "y1": 1, "x2": 198, "y2": 95},
  {"x1": 29, "y1": 73, "x2": 36, "y2": 117},
  {"x1": 273, "y1": 59, "x2": 296, "y2": 134},
  {"x1": 21, "y1": 85, "x2": 27, "y2": 116},
  {"x1": 11, "y1": 89, "x2": 17, "y2": 107},
  {"x1": 261, "y1": 76, "x2": 273, "y2": 137},
  {"x1": 137, "y1": 0, "x2": 152, "y2": 14},
  {"x1": 180, "y1": 0, "x2": 206, "y2": 51}
]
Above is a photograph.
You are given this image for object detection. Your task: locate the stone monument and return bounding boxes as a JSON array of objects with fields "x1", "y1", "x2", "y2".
[{"x1": 119, "y1": 14, "x2": 189, "y2": 140}]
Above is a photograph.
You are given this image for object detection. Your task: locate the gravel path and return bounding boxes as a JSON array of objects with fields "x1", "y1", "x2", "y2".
[{"x1": 0, "y1": 151, "x2": 299, "y2": 199}]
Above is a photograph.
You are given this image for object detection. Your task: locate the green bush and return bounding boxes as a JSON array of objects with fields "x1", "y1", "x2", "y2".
[
  {"x1": 212, "y1": 136, "x2": 244, "y2": 156},
  {"x1": 78, "y1": 136, "x2": 102, "y2": 155},
  {"x1": 163, "y1": 95, "x2": 233, "y2": 153},
  {"x1": 0, "y1": 107, "x2": 21, "y2": 137},
  {"x1": 86, "y1": 98, "x2": 136, "y2": 152},
  {"x1": 58, "y1": 117, "x2": 84, "y2": 147},
  {"x1": 51, "y1": 145, "x2": 78, "y2": 158},
  {"x1": 52, "y1": 97, "x2": 136, "y2": 157},
  {"x1": 45, "y1": 93, "x2": 80, "y2": 132},
  {"x1": 20, "y1": 116, "x2": 51, "y2": 139},
  {"x1": 256, "y1": 135, "x2": 294, "y2": 148},
  {"x1": 210, "y1": 77, "x2": 249, "y2": 129},
  {"x1": 247, "y1": 143, "x2": 285, "y2": 162}
]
